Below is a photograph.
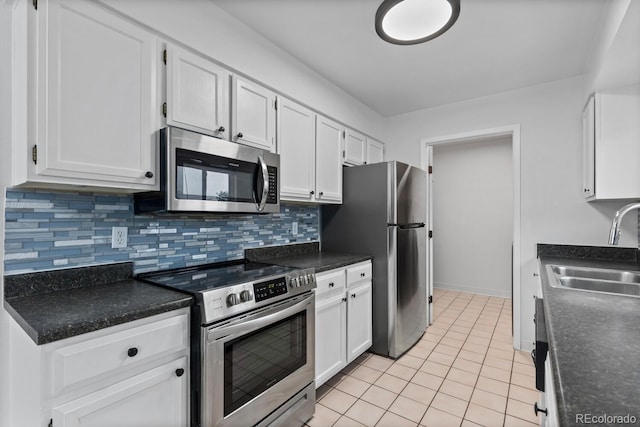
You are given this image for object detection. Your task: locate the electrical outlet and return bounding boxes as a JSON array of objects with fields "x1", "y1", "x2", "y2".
[
  {"x1": 291, "y1": 222, "x2": 298, "y2": 235},
  {"x1": 111, "y1": 226, "x2": 128, "y2": 248}
]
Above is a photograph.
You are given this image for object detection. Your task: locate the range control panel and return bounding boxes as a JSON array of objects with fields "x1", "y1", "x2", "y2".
[
  {"x1": 254, "y1": 277, "x2": 288, "y2": 302},
  {"x1": 201, "y1": 268, "x2": 316, "y2": 324}
]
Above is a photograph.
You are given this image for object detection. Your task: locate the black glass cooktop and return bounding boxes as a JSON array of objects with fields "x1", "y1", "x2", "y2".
[{"x1": 139, "y1": 260, "x2": 297, "y2": 294}]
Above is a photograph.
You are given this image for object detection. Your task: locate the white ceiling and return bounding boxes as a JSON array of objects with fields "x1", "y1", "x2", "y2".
[{"x1": 211, "y1": 0, "x2": 609, "y2": 117}]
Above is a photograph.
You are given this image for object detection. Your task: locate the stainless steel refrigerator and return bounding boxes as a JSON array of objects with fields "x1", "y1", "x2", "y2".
[{"x1": 322, "y1": 161, "x2": 428, "y2": 358}]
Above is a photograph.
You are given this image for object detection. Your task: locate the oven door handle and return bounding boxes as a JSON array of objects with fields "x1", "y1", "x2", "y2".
[{"x1": 207, "y1": 293, "x2": 313, "y2": 342}]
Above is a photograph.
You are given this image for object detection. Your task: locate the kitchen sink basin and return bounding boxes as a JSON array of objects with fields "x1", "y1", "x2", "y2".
[
  {"x1": 548, "y1": 265, "x2": 640, "y2": 297},
  {"x1": 550, "y1": 265, "x2": 640, "y2": 283},
  {"x1": 556, "y1": 277, "x2": 640, "y2": 296}
]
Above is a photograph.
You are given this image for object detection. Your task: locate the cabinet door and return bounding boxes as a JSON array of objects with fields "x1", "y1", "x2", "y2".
[
  {"x1": 232, "y1": 76, "x2": 276, "y2": 152},
  {"x1": 315, "y1": 115, "x2": 343, "y2": 203},
  {"x1": 366, "y1": 139, "x2": 385, "y2": 165},
  {"x1": 346, "y1": 281, "x2": 373, "y2": 363},
  {"x1": 277, "y1": 97, "x2": 315, "y2": 201},
  {"x1": 37, "y1": 0, "x2": 158, "y2": 189},
  {"x1": 315, "y1": 293, "x2": 347, "y2": 388},
  {"x1": 167, "y1": 45, "x2": 229, "y2": 139},
  {"x1": 52, "y1": 357, "x2": 188, "y2": 427},
  {"x1": 582, "y1": 96, "x2": 595, "y2": 198},
  {"x1": 344, "y1": 129, "x2": 366, "y2": 166}
]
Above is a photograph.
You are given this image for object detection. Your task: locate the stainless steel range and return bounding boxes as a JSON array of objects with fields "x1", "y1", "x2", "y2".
[{"x1": 140, "y1": 260, "x2": 317, "y2": 427}]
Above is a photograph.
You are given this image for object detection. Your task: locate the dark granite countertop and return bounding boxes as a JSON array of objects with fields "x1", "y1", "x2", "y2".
[
  {"x1": 4, "y1": 263, "x2": 192, "y2": 345},
  {"x1": 537, "y1": 244, "x2": 640, "y2": 426},
  {"x1": 246, "y1": 242, "x2": 372, "y2": 273}
]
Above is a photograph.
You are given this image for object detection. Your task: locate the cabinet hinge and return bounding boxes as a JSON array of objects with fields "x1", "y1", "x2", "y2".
[
  {"x1": 32, "y1": 0, "x2": 37, "y2": 10},
  {"x1": 428, "y1": 165, "x2": 433, "y2": 174},
  {"x1": 162, "y1": 103, "x2": 167, "y2": 118},
  {"x1": 428, "y1": 230, "x2": 433, "y2": 238},
  {"x1": 274, "y1": 99, "x2": 278, "y2": 110},
  {"x1": 342, "y1": 150, "x2": 345, "y2": 158},
  {"x1": 343, "y1": 130, "x2": 346, "y2": 138},
  {"x1": 48, "y1": 419, "x2": 53, "y2": 427},
  {"x1": 428, "y1": 295, "x2": 433, "y2": 304},
  {"x1": 163, "y1": 49, "x2": 167, "y2": 65},
  {"x1": 32, "y1": 145, "x2": 37, "y2": 164}
]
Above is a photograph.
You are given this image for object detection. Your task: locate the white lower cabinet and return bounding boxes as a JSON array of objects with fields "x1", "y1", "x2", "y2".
[
  {"x1": 346, "y1": 281, "x2": 373, "y2": 363},
  {"x1": 52, "y1": 357, "x2": 188, "y2": 427},
  {"x1": 315, "y1": 293, "x2": 347, "y2": 387},
  {"x1": 315, "y1": 261, "x2": 372, "y2": 388},
  {"x1": 9, "y1": 308, "x2": 190, "y2": 427}
]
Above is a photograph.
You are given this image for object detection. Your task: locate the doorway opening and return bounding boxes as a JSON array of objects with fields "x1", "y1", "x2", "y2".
[{"x1": 421, "y1": 125, "x2": 522, "y2": 350}]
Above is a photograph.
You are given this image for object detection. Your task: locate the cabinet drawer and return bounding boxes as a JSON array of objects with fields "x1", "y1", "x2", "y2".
[
  {"x1": 52, "y1": 312, "x2": 189, "y2": 395},
  {"x1": 347, "y1": 262, "x2": 372, "y2": 286},
  {"x1": 316, "y1": 269, "x2": 346, "y2": 297}
]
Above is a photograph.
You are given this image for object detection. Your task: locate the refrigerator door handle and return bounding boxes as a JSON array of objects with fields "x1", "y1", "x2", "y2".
[{"x1": 397, "y1": 223, "x2": 426, "y2": 229}]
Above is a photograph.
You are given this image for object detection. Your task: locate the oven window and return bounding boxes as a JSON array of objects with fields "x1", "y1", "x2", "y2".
[
  {"x1": 223, "y1": 311, "x2": 306, "y2": 416},
  {"x1": 175, "y1": 148, "x2": 256, "y2": 202}
]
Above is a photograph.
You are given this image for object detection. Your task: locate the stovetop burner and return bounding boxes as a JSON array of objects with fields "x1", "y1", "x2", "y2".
[
  {"x1": 139, "y1": 259, "x2": 316, "y2": 325},
  {"x1": 140, "y1": 260, "x2": 299, "y2": 294}
]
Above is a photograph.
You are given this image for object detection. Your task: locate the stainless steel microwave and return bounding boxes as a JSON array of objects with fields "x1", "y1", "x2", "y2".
[{"x1": 134, "y1": 127, "x2": 280, "y2": 214}]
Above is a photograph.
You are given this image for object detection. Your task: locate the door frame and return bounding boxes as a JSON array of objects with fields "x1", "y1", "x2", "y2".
[{"x1": 420, "y1": 124, "x2": 522, "y2": 350}]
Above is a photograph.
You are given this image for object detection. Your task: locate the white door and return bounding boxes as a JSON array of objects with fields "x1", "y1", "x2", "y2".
[
  {"x1": 315, "y1": 115, "x2": 343, "y2": 203},
  {"x1": 37, "y1": 0, "x2": 158, "y2": 188},
  {"x1": 346, "y1": 282, "x2": 372, "y2": 363},
  {"x1": 366, "y1": 139, "x2": 385, "y2": 165},
  {"x1": 427, "y1": 147, "x2": 434, "y2": 325},
  {"x1": 52, "y1": 358, "x2": 188, "y2": 427},
  {"x1": 232, "y1": 76, "x2": 276, "y2": 152},
  {"x1": 166, "y1": 44, "x2": 229, "y2": 139},
  {"x1": 343, "y1": 129, "x2": 366, "y2": 166},
  {"x1": 277, "y1": 97, "x2": 315, "y2": 201},
  {"x1": 315, "y1": 293, "x2": 347, "y2": 388}
]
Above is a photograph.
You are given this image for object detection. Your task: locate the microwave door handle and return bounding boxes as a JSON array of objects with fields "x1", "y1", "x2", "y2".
[{"x1": 256, "y1": 155, "x2": 269, "y2": 212}]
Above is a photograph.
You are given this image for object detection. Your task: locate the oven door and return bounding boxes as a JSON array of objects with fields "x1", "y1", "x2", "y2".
[{"x1": 202, "y1": 292, "x2": 315, "y2": 427}]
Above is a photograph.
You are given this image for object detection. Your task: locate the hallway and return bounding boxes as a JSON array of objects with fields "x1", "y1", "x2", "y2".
[{"x1": 309, "y1": 289, "x2": 540, "y2": 426}]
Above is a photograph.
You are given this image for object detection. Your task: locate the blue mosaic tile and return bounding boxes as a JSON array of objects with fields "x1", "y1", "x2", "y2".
[{"x1": 4, "y1": 189, "x2": 319, "y2": 275}]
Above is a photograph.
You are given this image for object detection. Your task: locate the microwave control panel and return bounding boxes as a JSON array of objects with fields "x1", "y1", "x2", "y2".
[{"x1": 267, "y1": 166, "x2": 278, "y2": 204}]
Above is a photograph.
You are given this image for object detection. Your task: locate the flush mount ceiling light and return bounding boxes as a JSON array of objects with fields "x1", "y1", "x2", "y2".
[{"x1": 375, "y1": 0, "x2": 460, "y2": 45}]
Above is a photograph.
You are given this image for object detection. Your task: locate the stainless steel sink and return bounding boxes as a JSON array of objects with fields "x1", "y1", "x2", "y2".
[
  {"x1": 550, "y1": 265, "x2": 640, "y2": 283},
  {"x1": 556, "y1": 277, "x2": 640, "y2": 296},
  {"x1": 548, "y1": 265, "x2": 640, "y2": 297}
]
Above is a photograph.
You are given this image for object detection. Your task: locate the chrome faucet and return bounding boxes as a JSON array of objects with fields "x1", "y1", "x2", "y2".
[{"x1": 608, "y1": 202, "x2": 640, "y2": 245}]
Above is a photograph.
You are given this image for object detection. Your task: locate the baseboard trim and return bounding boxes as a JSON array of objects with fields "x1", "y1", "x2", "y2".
[{"x1": 434, "y1": 282, "x2": 512, "y2": 299}]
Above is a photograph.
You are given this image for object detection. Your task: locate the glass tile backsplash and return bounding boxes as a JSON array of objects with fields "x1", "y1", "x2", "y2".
[{"x1": 4, "y1": 190, "x2": 318, "y2": 274}]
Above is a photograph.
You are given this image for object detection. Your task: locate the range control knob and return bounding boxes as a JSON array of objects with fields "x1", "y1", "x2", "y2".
[
  {"x1": 240, "y1": 290, "x2": 253, "y2": 302},
  {"x1": 226, "y1": 294, "x2": 239, "y2": 307},
  {"x1": 289, "y1": 277, "x2": 297, "y2": 288},
  {"x1": 299, "y1": 275, "x2": 307, "y2": 286}
]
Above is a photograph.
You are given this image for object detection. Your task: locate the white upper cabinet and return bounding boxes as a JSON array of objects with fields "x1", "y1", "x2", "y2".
[
  {"x1": 366, "y1": 138, "x2": 385, "y2": 165},
  {"x1": 583, "y1": 84, "x2": 640, "y2": 200},
  {"x1": 278, "y1": 97, "x2": 316, "y2": 201},
  {"x1": 343, "y1": 129, "x2": 367, "y2": 166},
  {"x1": 19, "y1": 0, "x2": 160, "y2": 190},
  {"x1": 277, "y1": 97, "x2": 343, "y2": 204},
  {"x1": 315, "y1": 115, "x2": 343, "y2": 203},
  {"x1": 166, "y1": 45, "x2": 230, "y2": 139},
  {"x1": 232, "y1": 76, "x2": 276, "y2": 152}
]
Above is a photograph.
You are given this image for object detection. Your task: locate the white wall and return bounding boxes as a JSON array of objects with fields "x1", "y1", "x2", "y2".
[
  {"x1": 0, "y1": 1, "x2": 12, "y2": 425},
  {"x1": 100, "y1": 0, "x2": 386, "y2": 142},
  {"x1": 386, "y1": 76, "x2": 638, "y2": 348},
  {"x1": 432, "y1": 137, "x2": 513, "y2": 298}
]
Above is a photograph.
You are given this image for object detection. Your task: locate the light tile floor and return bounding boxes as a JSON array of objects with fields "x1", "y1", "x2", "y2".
[{"x1": 308, "y1": 289, "x2": 541, "y2": 427}]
